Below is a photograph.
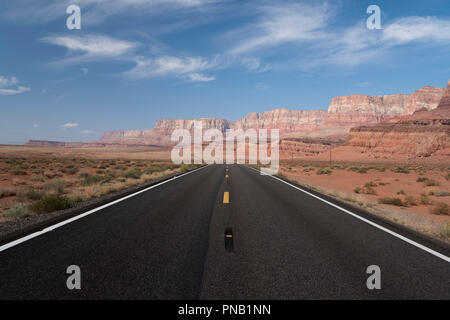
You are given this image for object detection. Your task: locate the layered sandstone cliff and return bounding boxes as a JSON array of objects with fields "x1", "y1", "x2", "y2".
[
  {"x1": 234, "y1": 109, "x2": 327, "y2": 134},
  {"x1": 325, "y1": 86, "x2": 445, "y2": 127},
  {"x1": 343, "y1": 120, "x2": 450, "y2": 159}
]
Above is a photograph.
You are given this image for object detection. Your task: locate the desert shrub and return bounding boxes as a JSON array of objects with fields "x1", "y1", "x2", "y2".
[
  {"x1": 30, "y1": 175, "x2": 45, "y2": 182},
  {"x1": 430, "y1": 191, "x2": 450, "y2": 197},
  {"x1": 123, "y1": 168, "x2": 143, "y2": 179},
  {"x1": 145, "y1": 166, "x2": 163, "y2": 174},
  {"x1": 365, "y1": 182, "x2": 377, "y2": 188},
  {"x1": 78, "y1": 171, "x2": 90, "y2": 179},
  {"x1": 357, "y1": 167, "x2": 368, "y2": 174},
  {"x1": 378, "y1": 197, "x2": 405, "y2": 207},
  {"x1": 416, "y1": 177, "x2": 428, "y2": 182},
  {"x1": 0, "y1": 189, "x2": 16, "y2": 199},
  {"x1": 303, "y1": 167, "x2": 315, "y2": 172},
  {"x1": 420, "y1": 193, "x2": 433, "y2": 205},
  {"x1": 23, "y1": 187, "x2": 44, "y2": 201},
  {"x1": 355, "y1": 185, "x2": 377, "y2": 195},
  {"x1": 44, "y1": 179, "x2": 65, "y2": 195},
  {"x1": 393, "y1": 166, "x2": 409, "y2": 174},
  {"x1": 29, "y1": 195, "x2": 73, "y2": 214},
  {"x1": 405, "y1": 196, "x2": 417, "y2": 206},
  {"x1": 316, "y1": 168, "x2": 332, "y2": 175},
  {"x1": 445, "y1": 173, "x2": 450, "y2": 180},
  {"x1": 180, "y1": 164, "x2": 197, "y2": 173},
  {"x1": 62, "y1": 166, "x2": 79, "y2": 175},
  {"x1": 11, "y1": 169, "x2": 27, "y2": 176},
  {"x1": 2, "y1": 204, "x2": 29, "y2": 219},
  {"x1": 397, "y1": 190, "x2": 406, "y2": 195},
  {"x1": 81, "y1": 175, "x2": 105, "y2": 186},
  {"x1": 424, "y1": 179, "x2": 440, "y2": 187},
  {"x1": 431, "y1": 203, "x2": 450, "y2": 216}
]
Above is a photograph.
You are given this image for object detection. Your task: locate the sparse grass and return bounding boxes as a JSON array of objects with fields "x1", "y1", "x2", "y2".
[
  {"x1": 22, "y1": 187, "x2": 44, "y2": 201},
  {"x1": 11, "y1": 169, "x2": 27, "y2": 176},
  {"x1": 431, "y1": 203, "x2": 450, "y2": 216},
  {"x1": 424, "y1": 179, "x2": 440, "y2": 187},
  {"x1": 43, "y1": 179, "x2": 65, "y2": 195},
  {"x1": 354, "y1": 185, "x2": 377, "y2": 195},
  {"x1": 429, "y1": 191, "x2": 450, "y2": 197},
  {"x1": 179, "y1": 164, "x2": 197, "y2": 173},
  {"x1": 393, "y1": 166, "x2": 410, "y2": 174},
  {"x1": 420, "y1": 193, "x2": 433, "y2": 205},
  {"x1": 30, "y1": 175, "x2": 45, "y2": 182},
  {"x1": 29, "y1": 195, "x2": 73, "y2": 214},
  {"x1": 378, "y1": 197, "x2": 406, "y2": 207},
  {"x1": 316, "y1": 167, "x2": 332, "y2": 175},
  {"x1": 2, "y1": 204, "x2": 29, "y2": 219},
  {"x1": 81, "y1": 175, "x2": 105, "y2": 186},
  {"x1": 123, "y1": 168, "x2": 143, "y2": 179},
  {"x1": 404, "y1": 196, "x2": 417, "y2": 206},
  {"x1": 357, "y1": 166, "x2": 368, "y2": 174}
]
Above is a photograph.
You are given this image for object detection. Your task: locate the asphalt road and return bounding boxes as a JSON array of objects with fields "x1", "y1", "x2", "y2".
[{"x1": 0, "y1": 164, "x2": 449, "y2": 299}]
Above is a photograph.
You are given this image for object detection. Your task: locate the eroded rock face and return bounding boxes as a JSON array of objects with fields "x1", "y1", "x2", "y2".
[
  {"x1": 325, "y1": 86, "x2": 445, "y2": 127},
  {"x1": 280, "y1": 137, "x2": 348, "y2": 159},
  {"x1": 234, "y1": 109, "x2": 327, "y2": 134},
  {"x1": 154, "y1": 118, "x2": 232, "y2": 134},
  {"x1": 346, "y1": 119, "x2": 450, "y2": 158}
]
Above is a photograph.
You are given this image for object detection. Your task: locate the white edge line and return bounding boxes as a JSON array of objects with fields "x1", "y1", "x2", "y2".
[
  {"x1": 247, "y1": 166, "x2": 450, "y2": 263},
  {"x1": 0, "y1": 165, "x2": 210, "y2": 253}
]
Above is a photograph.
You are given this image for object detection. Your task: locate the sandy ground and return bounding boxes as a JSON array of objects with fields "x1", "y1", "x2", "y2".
[
  {"x1": 0, "y1": 146, "x2": 180, "y2": 223},
  {"x1": 0, "y1": 145, "x2": 171, "y2": 160},
  {"x1": 280, "y1": 161, "x2": 450, "y2": 241}
]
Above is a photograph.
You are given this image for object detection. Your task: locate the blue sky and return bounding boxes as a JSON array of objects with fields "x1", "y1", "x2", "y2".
[{"x1": 1, "y1": 0, "x2": 450, "y2": 144}]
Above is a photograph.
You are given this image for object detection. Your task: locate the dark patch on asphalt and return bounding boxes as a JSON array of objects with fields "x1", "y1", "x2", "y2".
[{"x1": 225, "y1": 227, "x2": 233, "y2": 252}]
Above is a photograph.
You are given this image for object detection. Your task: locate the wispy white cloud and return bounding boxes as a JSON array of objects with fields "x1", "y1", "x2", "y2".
[
  {"x1": 81, "y1": 129, "x2": 93, "y2": 134},
  {"x1": 126, "y1": 55, "x2": 216, "y2": 80},
  {"x1": 382, "y1": 16, "x2": 450, "y2": 44},
  {"x1": 227, "y1": 3, "x2": 330, "y2": 55},
  {"x1": 0, "y1": 76, "x2": 30, "y2": 96},
  {"x1": 40, "y1": 34, "x2": 138, "y2": 64},
  {"x1": 187, "y1": 73, "x2": 216, "y2": 82},
  {"x1": 3, "y1": 0, "x2": 217, "y2": 25},
  {"x1": 61, "y1": 122, "x2": 79, "y2": 129},
  {"x1": 81, "y1": 67, "x2": 89, "y2": 75}
]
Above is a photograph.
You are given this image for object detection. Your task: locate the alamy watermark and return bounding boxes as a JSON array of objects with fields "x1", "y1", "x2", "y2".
[
  {"x1": 367, "y1": 5, "x2": 382, "y2": 30},
  {"x1": 170, "y1": 121, "x2": 279, "y2": 175},
  {"x1": 66, "y1": 5, "x2": 81, "y2": 30}
]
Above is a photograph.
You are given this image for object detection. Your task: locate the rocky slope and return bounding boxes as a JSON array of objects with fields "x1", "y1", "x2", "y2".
[
  {"x1": 341, "y1": 119, "x2": 450, "y2": 159},
  {"x1": 326, "y1": 82, "x2": 450, "y2": 161},
  {"x1": 280, "y1": 137, "x2": 347, "y2": 159}
]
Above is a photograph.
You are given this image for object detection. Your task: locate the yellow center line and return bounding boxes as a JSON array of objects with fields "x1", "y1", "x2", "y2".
[
  {"x1": 225, "y1": 235, "x2": 233, "y2": 238},
  {"x1": 223, "y1": 191, "x2": 229, "y2": 204}
]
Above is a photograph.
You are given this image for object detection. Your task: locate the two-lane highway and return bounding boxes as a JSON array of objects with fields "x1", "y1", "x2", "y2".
[{"x1": 0, "y1": 164, "x2": 449, "y2": 299}]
